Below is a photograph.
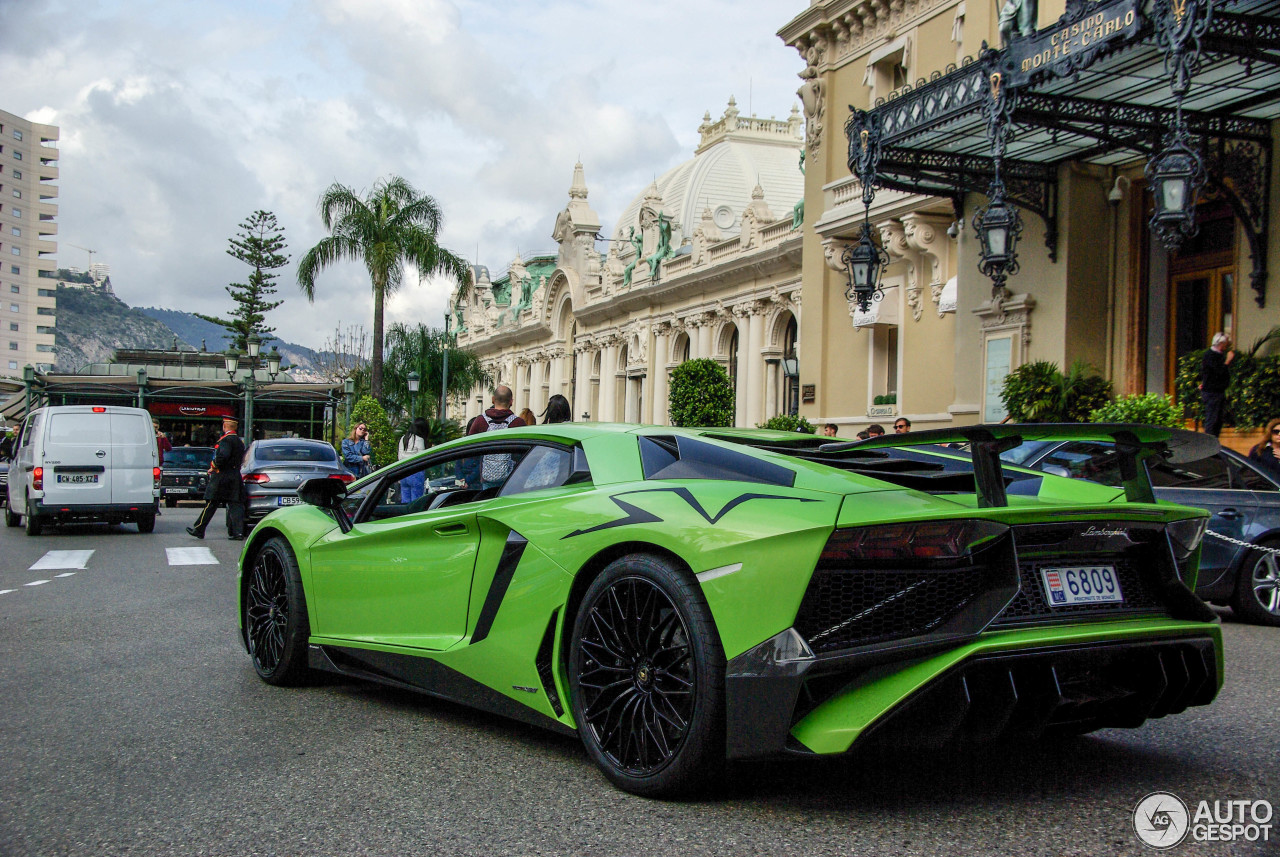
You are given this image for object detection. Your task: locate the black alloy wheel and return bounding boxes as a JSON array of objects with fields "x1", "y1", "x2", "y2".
[
  {"x1": 569, "y1": 554, "x2": 724, "y2": 797},
  {"x1": 244, "y1": 536, "x2": 310, "y2": 685}
]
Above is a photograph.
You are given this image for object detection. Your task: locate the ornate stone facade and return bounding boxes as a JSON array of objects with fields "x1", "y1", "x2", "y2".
[{"x1": 453, "y1": 103, "x2": 804, "y2": 428}]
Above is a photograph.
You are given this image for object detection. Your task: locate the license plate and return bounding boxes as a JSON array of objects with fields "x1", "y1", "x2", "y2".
[
  {"x1": 164, "y1": 488, "x2": 187, "y2": 494},
  {"x1": 57, "y1": 474, "x2": 99, "y2": 484},
  {"x1": 277, "y1": 496, "x2": 303, "y2": 506},
  {"x1": 1040, "y1": 566, "x2": 1124, "y2": 606}
]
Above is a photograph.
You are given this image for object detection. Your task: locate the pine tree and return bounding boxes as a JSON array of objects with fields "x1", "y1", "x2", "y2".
[{"x1": 197, "y1": 211, "x2": 289, "y2": 350}]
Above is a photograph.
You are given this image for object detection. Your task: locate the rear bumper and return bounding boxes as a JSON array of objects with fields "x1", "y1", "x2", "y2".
[
  {"x1": 31, "y1": 500, "x2": 158, "y2": 522},
  {"x1": 724, "y1": 619, "x2": 1221, "y2": 760}
]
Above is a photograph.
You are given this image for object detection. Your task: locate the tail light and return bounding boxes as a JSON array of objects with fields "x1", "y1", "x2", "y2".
[
  {"x1": 820, "y1": 519, "x2": 1009, "y2": 566},
  {"x1": 32, "y1": 466, "x2": 43, "y2": 490},
  {"x1": 153, "y1": 467, "x2": 162, "y2": 489},
  {"x1": 243, "y1": 473, "x2": 270, "y2": 484},
  {"x1": 329, "y1": 473, "x2": 355, "y2": 483},
  {"x1": 92, "y1": 406, "x2": 106, "y2": 413}
]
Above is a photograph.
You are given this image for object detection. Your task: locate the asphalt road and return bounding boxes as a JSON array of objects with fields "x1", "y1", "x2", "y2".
[{"x1": 0, "y1": 506, "x2": 1276, "y2": 857}]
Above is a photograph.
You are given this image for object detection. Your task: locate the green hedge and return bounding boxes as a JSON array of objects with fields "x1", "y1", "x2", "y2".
[
  {"x1": 348, "y1": 395, "x2": 396, "y2": 469},
  {"x1": 1089, "y1": 393, "x2": 1181, "y2": 427},
  {"x1": 1000, "y1": 361, "x2": 1111, "y2": 423},
  {"x1": 757, "y1": 414, "x2": 816, "y2": 433}
]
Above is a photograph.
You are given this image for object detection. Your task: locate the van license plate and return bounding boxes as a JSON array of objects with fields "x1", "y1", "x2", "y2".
[
  {"x1": 57, "y1": 474, "x2": 99, "y2": 484},
  {"x1": 278, "y1": 496, "x2": 302, "y2": 506},
  {"x1": 1040, "y1": 566, "x2": 1123, "y2": 606}
]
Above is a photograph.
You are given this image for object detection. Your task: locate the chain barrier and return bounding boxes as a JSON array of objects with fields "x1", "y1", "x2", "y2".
[{"x1": 1206, "y1": 529, "x2": 1280, "y2": 556}]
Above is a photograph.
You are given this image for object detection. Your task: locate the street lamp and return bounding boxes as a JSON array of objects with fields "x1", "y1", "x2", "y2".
[
  {"x1": 1146, "y1": 129, "x2": 1205, "y2": 250},
  {"x1": 972, "y1": 185, "x2": 1024, "y2": 298},
  {"x1": 842, "y1": 224, "x2": 889, "y2": 313},
  {"x1": 343, "y1": 376, "x2": 356, "y2": 429},
  {"x1": 23, "y1": 364, "x2": 35, "y2": 418},
  {"x1": 136, "y1": 367, "x2": 148, "y2": 409},
  {"x1": 780, "y1": 355, "x2": 799, "y2": 417},
  {"x1": 408, "y1": 370, "x2": 420, "y2": 419},
  {"x1": 440, "y1": 312, "x2": 451, "y2": 421},
  {"x1": 225, "y1": 336, "x2": 279, "y2": 441}
]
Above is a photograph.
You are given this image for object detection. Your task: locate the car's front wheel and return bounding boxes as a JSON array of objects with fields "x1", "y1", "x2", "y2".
[
  {"x1": 244, "y1": 536, "x2": 311, "y2": 685},
  {"x1": 1233, "y1": 539, "x2": 1280, "y2": 627},
  {"x1": 568, "y1": 554, "x2": 725, "y2": 797}
]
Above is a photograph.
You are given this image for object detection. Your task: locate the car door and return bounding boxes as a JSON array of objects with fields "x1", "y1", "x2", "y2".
[
  {"x1": 109, "y1": 409, "x2": 155, "y2": 505},
  {"x1": 306, "y1": 444, "x2": 527, "y2": 651},
  {"x1": 43, "y1": 408, "x2": 114, "y2": 509}
]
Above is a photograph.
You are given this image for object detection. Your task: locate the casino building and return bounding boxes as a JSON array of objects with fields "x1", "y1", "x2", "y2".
[{"x1": 777, "y1": 0, "x2": 1279, "y2": 435}]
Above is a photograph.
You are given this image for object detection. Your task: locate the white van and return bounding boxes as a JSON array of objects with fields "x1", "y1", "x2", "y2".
[{"x1": 4, "y1": 405, "x2": 160, "y2": 535}]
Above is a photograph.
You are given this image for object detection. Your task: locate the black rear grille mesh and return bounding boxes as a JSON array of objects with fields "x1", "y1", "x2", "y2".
[
  {"x1": 992, "y1": 556, "x2": 1166, "y2": 627},
  {"x1": 794, "y1": 565, "x2": 993, "y2": 654}
]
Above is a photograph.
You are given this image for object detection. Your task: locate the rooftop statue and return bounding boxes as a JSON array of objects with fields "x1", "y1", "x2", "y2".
[
  {"x1": 792, "y1": 149, "x2": 806, "y2": 231},
  {"x1": 646, "y1": 212, "x2": 676, "y2": 279},
  {"x1": 622, "y1": 226, "x2": 643, "y2": 288},
  {"x1": 998, "y1": 0, "x2": 1038, "y2": 45}
]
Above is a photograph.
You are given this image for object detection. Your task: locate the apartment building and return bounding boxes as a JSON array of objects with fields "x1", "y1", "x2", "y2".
[{"x1": 0, "y1": 108, "x2": 58, "y2": 377}]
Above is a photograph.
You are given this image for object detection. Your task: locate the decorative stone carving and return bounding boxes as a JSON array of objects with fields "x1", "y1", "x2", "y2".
[
  {"x1": 901, "y1": 212, "x2": 954, "y2": 318},
  {"x1": 796, "y1": 40, "x2": 826, "y2": 156},
  {"x1": 877, "y1": 219, "x2": 920, "y2": 322},
  {"x1": 692, "y1": 207, "x2": 721, "y2": 266},
  {"x1": 974, "y1": 292, "x2": 1036, "y2": 349},
  {"x1": 739, "y1": 185, "x2": 774, "y2": 250}
]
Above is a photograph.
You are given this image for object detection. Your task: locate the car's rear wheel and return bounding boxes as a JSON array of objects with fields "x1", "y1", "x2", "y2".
[
  {"x1": 24, "y1": 502, "x2": 42, "y2": 536},
  {"x1": 1233, "y1": 539, "x2": 1280, "y2": 627},
  {"x1": 164, "y1": 498, "x2": 177, "y2": 508},
  {"x1": 4, "y1": 500, "x2": 19, "y2": 528},
  {"x1": 244, "y1": 536, "x2": 311, "y2": 686},
  {"x1": 136, "y1": 512, "x2": 156, "y2": 534},
  {"x1": 568, "y1": 554, "x2": 725, "y2": 797}
]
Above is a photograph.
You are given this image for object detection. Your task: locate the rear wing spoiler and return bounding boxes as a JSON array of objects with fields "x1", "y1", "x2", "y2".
[{"x1": 819, "y1": 423, "x2": 1220, "y2": 507}]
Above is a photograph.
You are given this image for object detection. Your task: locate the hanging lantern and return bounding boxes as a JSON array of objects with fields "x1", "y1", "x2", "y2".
[{"x1": 842, "y1": 223, "x2": 889, "y2": 313}]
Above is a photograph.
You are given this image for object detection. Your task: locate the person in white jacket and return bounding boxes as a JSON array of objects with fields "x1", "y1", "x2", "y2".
[{"x1": 398, "y1": 417, "x2": 431, "y2": 503}]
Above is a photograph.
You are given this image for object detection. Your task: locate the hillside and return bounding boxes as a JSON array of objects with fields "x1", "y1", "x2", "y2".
[
  {"x1": 54, "y1": 286, "x2": 192, "y2": 371},
  {"x1": 137, "y1": 307, "x2": 326, "y2": 380}
]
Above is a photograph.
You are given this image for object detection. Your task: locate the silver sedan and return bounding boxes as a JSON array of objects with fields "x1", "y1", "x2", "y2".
[{"x1": 242, "y1": 438, "x2": 351, "y2": 526}]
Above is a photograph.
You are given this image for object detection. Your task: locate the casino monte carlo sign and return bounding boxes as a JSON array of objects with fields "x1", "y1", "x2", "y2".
[{"x1": 1007, "y1": 0, "x2": 1142, "y2": 85}]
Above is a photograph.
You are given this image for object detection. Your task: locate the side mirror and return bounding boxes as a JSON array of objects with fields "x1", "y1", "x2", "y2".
[
  {"x1": 298, "y1": 477, "x2": 353, "y2": 533},
  {"x1": 1041, "y1": 464, "x2": 1072, "y2": 479}
]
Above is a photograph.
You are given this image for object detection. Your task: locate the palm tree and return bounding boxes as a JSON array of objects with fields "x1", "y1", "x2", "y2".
[
  {"x1": 384, "y1": 321, "x2": 491, "y2": 420},
  {"x1": 297, "y1": 176, "x2": 470, "y2": 400}
]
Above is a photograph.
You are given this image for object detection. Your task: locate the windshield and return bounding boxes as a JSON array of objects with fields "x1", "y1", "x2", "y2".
[
  {"x1": 165, "y1": 448, "x2": 215, "y2": 468},
  {"x1": 999, "y1": 440, "x2": 1056, "y2": 466},
  {"x1": 255, "y1": 443, "x2": 337, "y2": 463}
]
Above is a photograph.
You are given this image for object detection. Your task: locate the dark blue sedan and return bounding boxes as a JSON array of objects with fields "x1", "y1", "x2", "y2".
[{"x1": 1002, "y1": 439, "x2": 1280, "y2": 626}]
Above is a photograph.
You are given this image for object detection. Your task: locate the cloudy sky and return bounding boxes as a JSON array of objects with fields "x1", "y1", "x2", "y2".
[{"x1": 1, "y1": 0, "x2": 807, "y2": 350}]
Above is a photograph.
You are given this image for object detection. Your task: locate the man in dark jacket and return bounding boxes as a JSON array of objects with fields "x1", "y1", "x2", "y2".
[
  {"x1": 466, "y1": 385, "x2": 527, "y2": 435},
  {"x1": 1199, "y1": 332, "x2": 1235, "y2": 437},
  {"x1": 187, "y1": 415, "x2": 247, "y2": 540}
]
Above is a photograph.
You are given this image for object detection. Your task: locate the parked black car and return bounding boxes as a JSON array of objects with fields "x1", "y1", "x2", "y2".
[
  {"x1": 160, "y1": 446, "x2": 216, "y2": 507},
  {"x1": 1002, "y1": 439, "x2": 1280, "y2": 626},
  {"x1": 242, "y1": 438, "x2": 351, "y2": 526}
]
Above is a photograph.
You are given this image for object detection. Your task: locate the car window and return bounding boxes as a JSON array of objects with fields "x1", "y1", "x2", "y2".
[
  {"x1": 360, "y1": 447, "x2": 529, "y2": 523},
  {"x1": 499, "y1": 445, "x2": 575, "y2": 496},
  {"x1": 1148, "y1": 453, "x2": 1230, "y2": 490},
  {"x1": 1000, "y1": 440, "x2": 1055, "y2": 466},
  {"x1": 255, "y1": 443, "x2": 337, "y2": 463},
  {"x1": 48, "y1": 412, "x2": 109, "y2": 445},
  {"x1": 1234, "y1": 456, "x2": 1278, "y2": 492},
  {"x1": 341, "y1": 480, "x2": 378, "y2": 519},
  {"x1": 20, "y1": 413, "x2": 39, "y2": 447},
  {"x1": 1037, "y1": 441, "x2": 1124, "y2": 487},
  {"x1": 165, "y1": 448, "x2": 215, "y2": 468}
]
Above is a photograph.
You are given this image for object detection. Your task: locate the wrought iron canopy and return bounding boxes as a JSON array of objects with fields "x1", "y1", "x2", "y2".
[{"x1": 848, "y1": 0, "x2": 1278, "y2": 305}]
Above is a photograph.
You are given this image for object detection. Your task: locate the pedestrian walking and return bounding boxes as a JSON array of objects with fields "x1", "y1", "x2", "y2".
[
  {"x1": 465, "y1": 385, "x2": 526, "y2": 488},
  {"x1": 867, "y1": 424, "x2": 886, "y2": 437},
  {"x1": 186, "y1": 416, "x2": 246, "y2": 540},
  {"x1": 519, "y1": 407, "x2": 537, "y2": 427},
  {"x1": 341, "y1": 423, "x2": 373, "y2": 477},
  {"x1": 894, "y1": 418, "x2": 911, "y2": 433},
  {"x1": 822, "y1": 423, "x2": 838, "y2": 437},
  {"x1": 154, "y1": 420, "x2": 172, "y2": 465},
  {"x1": 541, "y1": 394, "x2": 572, "y2": 425},
  {"x1": 1199, "y1": 332, "x2": 1235, "y2": 437}
]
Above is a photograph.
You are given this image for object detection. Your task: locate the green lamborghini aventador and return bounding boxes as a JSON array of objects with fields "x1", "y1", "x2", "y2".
[{"x1": 236, "y1": 422, "x2": 1223, "y2": 796}]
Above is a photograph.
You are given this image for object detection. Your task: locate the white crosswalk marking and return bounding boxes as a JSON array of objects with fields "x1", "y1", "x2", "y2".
[
  {"x1": 166, "y1": 547, "x2": 219, "y2": 566},
  {"x1": 25, "y1": 580, "x2": 50, "y2": 587},
  {"x1": 55, "y1": 572, "x2": 76, "y2": 578},
  {"x1": 29, "y1": 550, "x2": 94, "y2": 571},
  {"x1": 0, "y1": 589, "x2": 14, "y2": 595}
]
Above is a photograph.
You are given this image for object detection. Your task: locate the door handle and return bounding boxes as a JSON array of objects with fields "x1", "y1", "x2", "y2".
[
  {"x1": 434, "y1": 523, "x2": 469, "y2": 536},
  {"x1": 1218, "y1": 508, "x2": 1242, "y2": 520}
]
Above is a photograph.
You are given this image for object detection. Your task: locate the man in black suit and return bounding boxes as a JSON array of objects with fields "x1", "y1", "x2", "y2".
[{"x1": 187, "y1": 415, "x2": 247, "y2": 540}]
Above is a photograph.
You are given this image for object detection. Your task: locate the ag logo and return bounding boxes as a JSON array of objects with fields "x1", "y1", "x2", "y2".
[{"x1": 1134, "y1": 791, "x2": 1190, "y2": 849}]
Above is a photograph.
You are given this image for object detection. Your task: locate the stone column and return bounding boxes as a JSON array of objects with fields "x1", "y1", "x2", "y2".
[
  {"x1": 764, "y1": 357, "x2": 779, "y2": 418},
  {"x1": 573, "y1": 347, "x2": 590, "y2": 418},
  {"x1": 697, "y1": 315, "x2": 713, "y2": 358},
  {"x1": 548, "y1": 349, "x2": 563, "y2": 403},
  {"x1": 651, "y1": 324, "x2": 671, "y2": 425},
  {"x1": 599, "y1": 340, "x2": 618, "y2": 422},
  {"x1": 733, "y1": 313, "x2": 750, "y2": 428},
  {"x1": 745, "y1": 303, "x2": 765, "y2": 426}
]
